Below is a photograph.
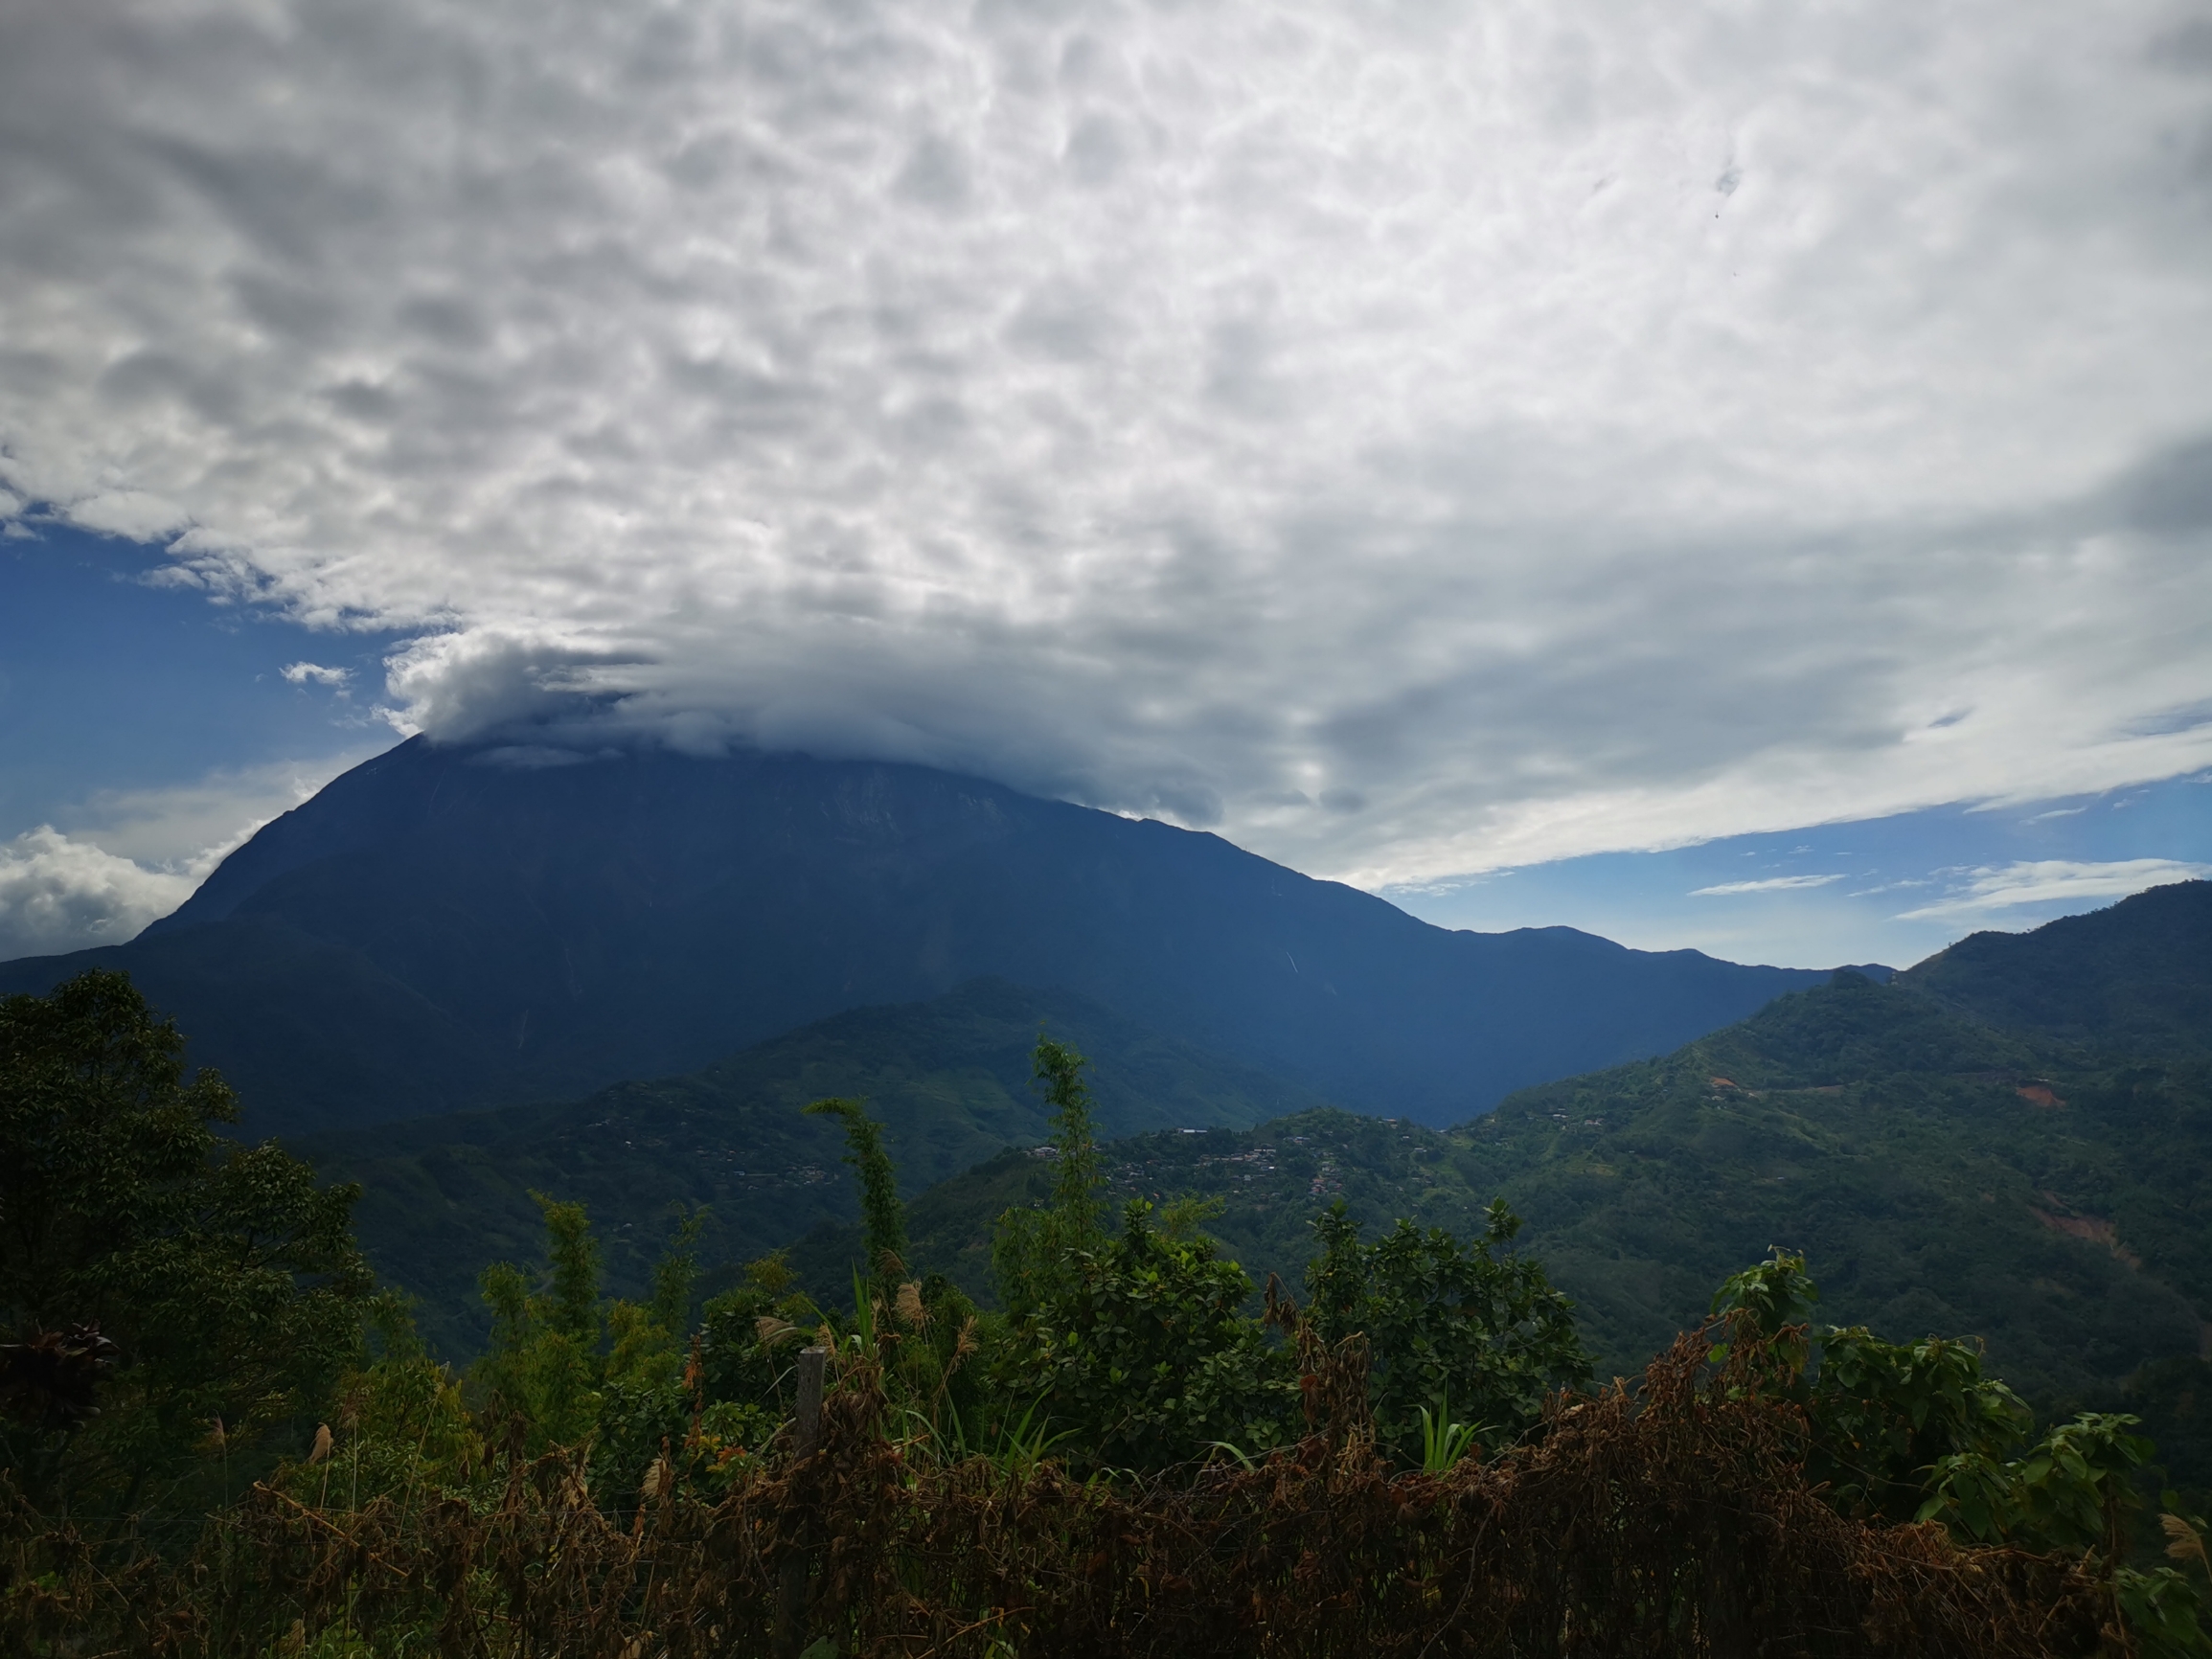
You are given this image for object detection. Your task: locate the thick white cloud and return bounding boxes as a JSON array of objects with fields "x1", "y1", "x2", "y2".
[
  {"x1": 3, "y1": 0, "x2": 2210, "y2": 886},
  {"x1": 0, "y1": 828, "x2": 198, "y2": 958},
  {"x1": 0, "y1": 754, "x2": 381, "y2": 959}
]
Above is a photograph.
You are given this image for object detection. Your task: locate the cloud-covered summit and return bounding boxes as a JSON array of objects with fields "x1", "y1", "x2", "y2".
[{"x1": 3, "y1": 0, "x2": 2209, "y2": 887}]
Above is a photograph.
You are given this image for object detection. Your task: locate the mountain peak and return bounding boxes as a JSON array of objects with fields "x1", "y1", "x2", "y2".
[{"x1": 6, "y1": 739, "x2": 1847, "y2": 1133}]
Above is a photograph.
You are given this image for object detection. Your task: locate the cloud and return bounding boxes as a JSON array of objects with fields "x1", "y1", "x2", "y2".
[
  {"x1": 1895, "y1": 860, "x2": 2212, "y2": 920},
  {"x1": 0, "y1": 752, "x2": 386, "y2": 958},
  {"x1": 1690, "y1": 875, "x2": 1847, "y2": 897},
  {"x1": 281, "y1": 661, "x2": 352, "y2": 689},
  {"x1": 0, "y1": 827, "x2": 199, "y2": 960},
  {"x1": 2, "y1": 0, "x2": 2209, "y2": 887}
]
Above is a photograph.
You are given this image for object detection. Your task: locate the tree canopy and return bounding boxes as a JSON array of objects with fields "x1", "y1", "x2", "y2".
[{"x1": 0, "y1": 969, "x2": 372, "y2": 1514}]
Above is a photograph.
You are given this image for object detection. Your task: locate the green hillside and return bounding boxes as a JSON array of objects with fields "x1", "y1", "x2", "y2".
[
  {"x1": 1901, "y1": 879, "x2": 2212, "y2": 1060},
  {"x1": 786, "y1": 1106, "x2": 1507, "y2": 1307},
  {"x1": 292, "y1": 978, "x2": 1324, "y2": 1355},
  {"x1": 1469, "y1": 968, "x2": 2210, "y2": 1403},
  {"x1": 831, "y1": 889, "x2": 2212, "y2": 1427},
  {"x1": 301, "y1": 882, "x2": 2212, "y2": 1436}
]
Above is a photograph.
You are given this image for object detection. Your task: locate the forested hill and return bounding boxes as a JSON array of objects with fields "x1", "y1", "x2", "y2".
[
  {"x1": 1472, "y1": 966, "x2": 2210, "y2": 1406},
  {"x1": 1900, "y1": 877, "x2": 2212, "y2": 1059},
  {"x1": 0, "y1": 737, "x2": 1848, "y2": 1134},
  {"x1": 858, "y1": 883, "x2": 2212, "y2": 1421},
  {"x1": 292, "y1": 978, "x2": 1328, "y2": 1355}
]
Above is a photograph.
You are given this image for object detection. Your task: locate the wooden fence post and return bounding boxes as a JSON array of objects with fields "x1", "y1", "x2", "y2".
[{"x1": 773, "y1": 1346, "x2": 829, "y2": 1657}]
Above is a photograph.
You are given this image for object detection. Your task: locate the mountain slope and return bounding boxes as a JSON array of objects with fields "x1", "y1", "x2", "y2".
[
  {"x1": 856, "y1": 885, "x2": 2212, "y2": 1414},
  {"x1": 0, "y1": 738, "x2": 1842, "y2": 1134},
  {"x1": 1468, "y1": 971, "x2": 2210, "y2": 1404},
  {"x1": 292, "y1": 978, "x2": 1326, "y2": 1355},
  {"x1": 1900, "y1": 879, "x2": 2212, "y2": 1060}
]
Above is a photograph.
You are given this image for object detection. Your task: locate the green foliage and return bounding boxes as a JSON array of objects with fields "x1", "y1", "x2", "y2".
[
  {"x1": 269, "y1": 1294, "x2": 482, "y2": 1517},
  {"x1": 698, "y1": 1252, "x2": 816, "y2": 1420},
  {"x1": 875, "y1": 1270, "x2": 989, "y2": 1463},
  {"x1": 979, "y1": 1036, "x2": 1302, "y2": 1471},
  {"x1": 1306, "y1": 1197, "x2": 1591, "y2": 1465},
  {"x1": 1035, "y1": 1035, "x2": 1105, "y2": 1238},
  {"x1": 1709, "y1": 1248, "x2": 2040, "y2": 1524},
  {"x1": 1415, "y1": 1398, "x2": 1482, "y2": 1472},
  {"x1": 1697, "y1": 1247, "x2": 2212, "y2": 1652},
  {"x1": 2114, "y1": 1562, "x2": 2212, "y2": 1659},
  {"x1": 1000, "y1": 1198, "x2": 1295, "y2": 1472},
  {"x1": 0, "y1": 968, "x2": 373, "y2": 1518},
  {"x1": 294, "y1": 979, "x2": 1301, "y2": 1356},
  {"x1": 1919, "y1": 1411, "x2": 2154, "y2": 1554},
  {"x1": 1710, "y1": 1247, "x2": 1820, "y2": 1345},
  {"x1": 804, "y1": 1098, "x2": 908, "y2": 1283},
  {"x1": 991, "y1": 1034, "x2": 1112, "y2": 1319},
  {"x1": 469, "y1": 1196, "x2": 712, "y2": 1500},
  {"x1": 1706, "y1": 1246, "x2": 2202, "y2": 1656},
  {"x1": 475, "y1": 1193, "x2": 604, "y2": 1451},
  {"x1": 1812, "y1": 1327, "x2": 2035, "y2": 1523}
]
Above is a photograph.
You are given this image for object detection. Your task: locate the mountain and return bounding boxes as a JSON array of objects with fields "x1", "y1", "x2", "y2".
[
  {"x1": 0, "y1": 737, "x2": 1846, "y2": 1135},
  {"x1": 291, "y1": 978, "x2": 1328, "y2": 1355},
  {"x1": 1900, "y1": 879, "x2": 2212, "y2": 1060},
  {"x1": 1472, "y1": 968, "x2": 2210, "y2": 1406},
  {"x1": 856, "y1": 883, "x2": 2212, "y2": 1418}
]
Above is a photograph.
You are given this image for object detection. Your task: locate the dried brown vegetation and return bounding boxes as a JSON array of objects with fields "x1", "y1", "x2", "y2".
[{"x1": 3, "y1": 1328, "x2": 2114, "y2": 1658}]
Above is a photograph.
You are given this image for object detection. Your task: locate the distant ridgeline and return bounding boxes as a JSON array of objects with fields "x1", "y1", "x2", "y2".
[{"x1": 0, "y1": 736, "x2": 1849, "y2": 1135}]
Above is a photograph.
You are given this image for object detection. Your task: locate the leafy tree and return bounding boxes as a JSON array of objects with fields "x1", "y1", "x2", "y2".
[
  {"x1": 699, "y1": 1252, "x2": 811, "y2": 1414},
  {"x1": 1714, "y1": 1247, "x2": 2212, "y2": 1653},
  {"x1": 598, "y1": 1208, "x2": 707, "y2": 1503},
  {"x1": 472, "y1": 1197, "x2": 714, "y2": 1501},
  {"x1": 0, "y1": 969, "x2": 372, "y2": 1516},
  {"x1": 1711, "y1": 1250, "x2": 2037, "y2": 1523},
  {"x1": 1305, "y1": 1197, "x2": 1590, "y2": 1466},
  {"x1": 1009, "y1": 1198, "x2": 1295, "y2": 1471},
  {"x1": 982, "y1": 1037, "x2": 1296, "y2": 1469},
  {"x1": 475, "y1": 1193, "x2": 604, "y2": 1453},
  {"x1": 1712, "y1": 1247, "x2": 2149, "y2": 1578}
]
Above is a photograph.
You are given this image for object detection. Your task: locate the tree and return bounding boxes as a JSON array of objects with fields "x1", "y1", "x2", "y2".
[
  {"x1": 992, "y1": 1034, "x2": 1108, "y2": 1317},
  {"x1": 1712, "y1": 1248, "x2": 2211, "y2": 1648},
  {"x1": 0, "y1": 969, "x2": 372, "y2": 1515},
  {"x1": 803, "y1": 1098, "x2": 907, "y2": 1284},
  {"x1": 474, "y1": 1197, "x2": 711, "y2": 1501},
  {"x1": 1712, "y1": 1250, "x2": 2046, "y2": 1527},
  {"x1": 1010, "y1": 1198, "x2": 1296, "y2": 1471},
  {"x1": 475, "y1": 1193, "x2": 605, "y2": 1452},
  {"x1": 1305, "y1": 1198, "x2": 1590, "y2": 1466}
]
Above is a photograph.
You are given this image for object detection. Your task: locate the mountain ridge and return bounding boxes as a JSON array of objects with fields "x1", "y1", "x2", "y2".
[
  {"x1": 848, "y1": 882, "x2": 2212, "y2": 1418},
  {"x1": 0, "y1": 736, "x2": 1852, "y2": 1133}
]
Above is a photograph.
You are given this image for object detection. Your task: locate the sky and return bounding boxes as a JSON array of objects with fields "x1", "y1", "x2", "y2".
[{"x1": 2, "y1": 0, "x2": 2209, "y2": 969}]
